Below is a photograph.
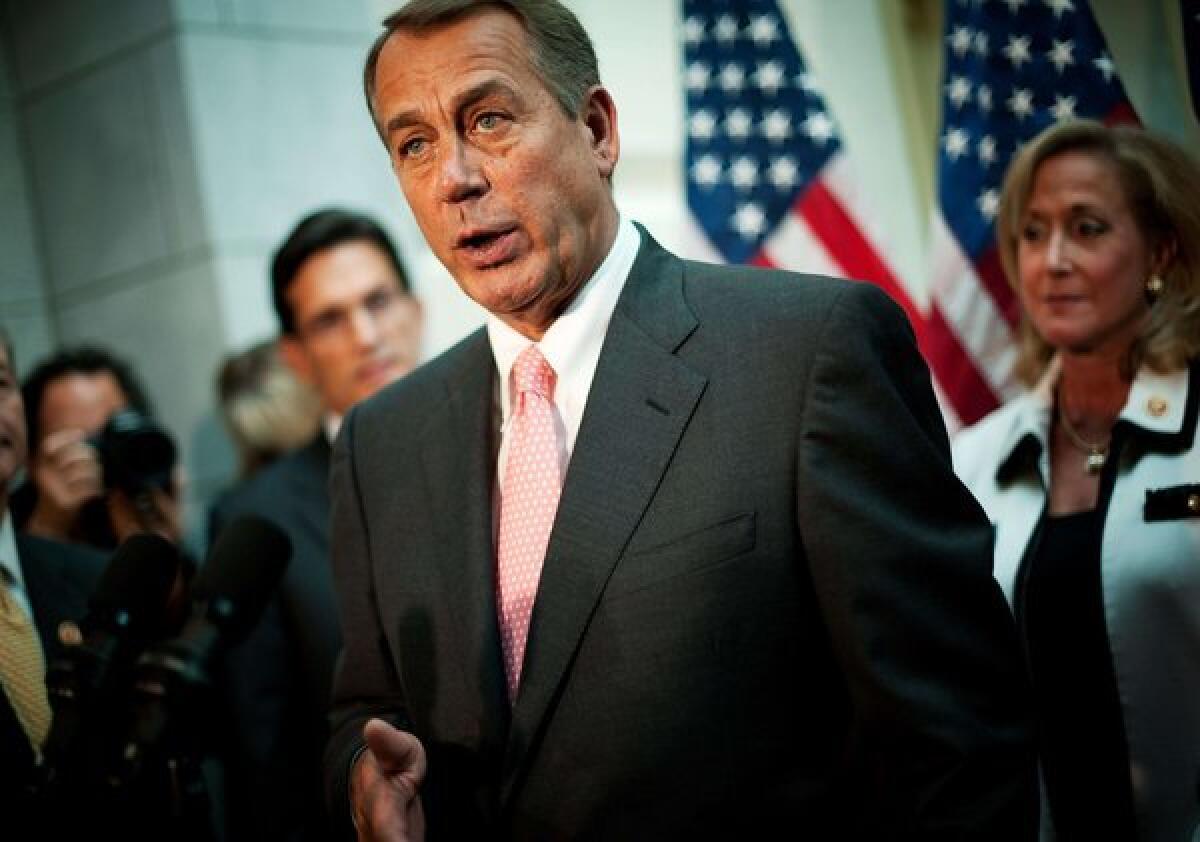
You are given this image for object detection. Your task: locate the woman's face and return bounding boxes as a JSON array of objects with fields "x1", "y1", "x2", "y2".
[{"x1": 1016, "y1": 150, "x2": 1156, "y2": 359}]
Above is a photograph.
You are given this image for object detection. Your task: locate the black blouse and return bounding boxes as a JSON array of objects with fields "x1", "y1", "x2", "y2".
[{"x1": 1018, "y1": 507, "x2": 1137, "y2": 840}]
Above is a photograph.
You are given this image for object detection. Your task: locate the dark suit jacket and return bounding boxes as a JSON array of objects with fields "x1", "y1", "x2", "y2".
[
  {"x1": 325, "y1": 231, "x2": 1037, "y2": 840},
  {"x1": 209, "y1": 435, "x2": 338, "y2": 842},
  {"x1": 1, "y1": 533, "x2": 105, "y2": 811}
]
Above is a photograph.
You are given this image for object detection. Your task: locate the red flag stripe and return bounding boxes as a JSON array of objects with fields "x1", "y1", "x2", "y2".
[
  {"x1": 925, "y1": 304, "x2": 1001, "y2": 426},
  {"x1": 792, "y1": 181, "x2": 926, "y2": 340}
]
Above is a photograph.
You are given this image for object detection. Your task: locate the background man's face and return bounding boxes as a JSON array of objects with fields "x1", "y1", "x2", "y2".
[
  {"x1": 280, "y1": 238, "x2": 422, "y2": 416},
  {"x1": 0, "y1": 345, "x2": 27, "y2": 489},
  {"x1": 372, "y1": 8, "x2": 618, "y2": 339},
  {"x1": 38, "y1": 369, "x2": 128, "y2": 445}
]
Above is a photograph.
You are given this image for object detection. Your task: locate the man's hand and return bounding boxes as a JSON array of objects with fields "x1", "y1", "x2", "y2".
[
  {"x1": 350, "y1": 718, "x2": 427, "y2": 842},
  {"x1": 25, "y1": 429, "x2": 103, "y2": 538}
]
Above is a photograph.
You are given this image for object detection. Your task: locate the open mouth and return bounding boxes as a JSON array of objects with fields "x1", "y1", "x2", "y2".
[{"x1": 456, "y1": 227, "x2": 518, "y2": 268}]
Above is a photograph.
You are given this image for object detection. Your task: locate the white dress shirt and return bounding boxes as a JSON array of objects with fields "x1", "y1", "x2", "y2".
[
  {"x1": 0, "y1": 514, "x2": 34, "y2": 619},
  {"x1": 487, "y1": 216, "x2": 641, "y2": 486}
]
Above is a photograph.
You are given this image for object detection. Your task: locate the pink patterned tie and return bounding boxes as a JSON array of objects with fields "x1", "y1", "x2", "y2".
[{"x1": 496, "y1": 345, "x2": 562, "y2": 701}]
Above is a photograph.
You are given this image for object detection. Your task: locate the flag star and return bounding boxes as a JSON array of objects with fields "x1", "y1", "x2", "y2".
[
  {"x1": 1050, "y1": 94, "x2": 1077, "y2": 120},
  {"x1": 795, "y1": 71, "x2": 821, "y2": 93},
  {"x1": 761, "y1": 108, "x2": 792, "y2": 142},
  {"x1": 747, "y1": 14, "x2": 780, "y2": 48},
  {"x1": 688, "y1": 109, "x2": 717, "y2": 141},
  {"x1": 1003, "y1": 34, "x2": 1032, "y2": 69},
  {"x1": 685, "y1": 61, "x2": 711, "y2": 94},
  {"x1": 683, "y1": 15, "x2": 706, "y2": 46},
  {"x1": 714, "y1": 14, "x2": 739, "y2": 45},
  {"x1": 977, "y1": 84, "x2": 993, "y2": 112},
  {"x1": 1094, "y1": 53, "x2": 1115, "y2": 82},
  {"x1": 978, "y1": 135, "x2": 997, "y2": 166},
  {"x1": 973, "y1": 31, "x2": 989, "y2": 58},
  {"x1": 802, "y1": 111, "x2": 835, "y2": 144},
  {"x1": 1002, "y1": 0, "x2": 1028, "y2": 12},
  {"x1": 943, "y1": 126, "x2": 971, "y2": 161},
  {"x1": 1046, "y1": 39, "x2": 1074, "y2": 73},
  {"x1": 947, "y1": 25, "x2": 974, "y2": 58},
  {"x1": 1043, "y1": 0, "x2": 1075, "y2": 18},
  {"x1": 730, "y1": 156, "x2": 759, "y2": 189},
  {"x1": 946, "y1": 75, "x2": 972, "y2": 109},
  {"x1": 690, "y1": 154, "x2": 723, "y2": 187},
  {"x1": 768, "y1": 156, "x2": 800, "y2": 190},
  {"x1": 732, "y1": 202, "x2": 767, "y2": 239},
  {"x1": 753, "y1": 60, "x2": 787, "y2": 96},
  {"x1": 977, "y1": 188, "x2": 1000, "y2": 220},
  {"x1": 1007, "y1": 87, "x2": 1035, "y2": 120},
  {"x1": 724, "y1": 107, "x2": 754, "y2": 140},
  {"x1": 719, "y1": 62, "x2": 746, "y2": 93}
]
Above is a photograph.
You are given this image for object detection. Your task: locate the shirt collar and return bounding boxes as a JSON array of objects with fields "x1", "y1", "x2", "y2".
[
  {"x1": 0, "y1": 513, "x2": 23, "y2": 592},
  {"x1": 487, "y1": 216, "x2": 640, "y2": 415},
  {"x1": 993, "y1": 354, "x2": 1196, "y2": 480}
]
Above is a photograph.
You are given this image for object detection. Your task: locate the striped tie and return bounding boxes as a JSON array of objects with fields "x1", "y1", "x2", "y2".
[{"x1": 0, "y1": 580, "x2": 52, "y2": 753}]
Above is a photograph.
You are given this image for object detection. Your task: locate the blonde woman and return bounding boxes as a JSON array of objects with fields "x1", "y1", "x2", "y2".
[{"x1": 954, "y1": 121, "x2": 1200, "y2": 841}]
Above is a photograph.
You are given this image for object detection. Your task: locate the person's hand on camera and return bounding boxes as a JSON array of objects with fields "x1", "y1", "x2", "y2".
[
  {"x1": 26, "y1": 428, "x2": 103, "y2": 539},
  {"x1": 350, "y1": 719, "x2": 427, "y2": 842}
]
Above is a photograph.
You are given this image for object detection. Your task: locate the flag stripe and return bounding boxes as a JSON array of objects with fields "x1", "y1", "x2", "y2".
[
  {"x1": 794, "y1": 178, "x2": 925, "y2": 336},
  {"x1": 926, "y1": 303, "x2": 1002, "y2": 427}
]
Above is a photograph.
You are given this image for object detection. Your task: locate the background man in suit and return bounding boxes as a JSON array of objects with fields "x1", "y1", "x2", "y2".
[
  {"x1": 0, "y1": 328, "x2": 105, "y2": 813},
  {"x1": 211, "y1": 208, "x2": 422, "y2": 841},
  {"x1": 326, "y1": 1, "x2": 1037, "y2": 839}
]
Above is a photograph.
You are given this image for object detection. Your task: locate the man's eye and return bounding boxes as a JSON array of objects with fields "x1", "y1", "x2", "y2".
[
  {"x1": 399, "y1": 137, "x2": 427, "y2": 158},
  {"x1": 1020, "y1": 223, "x2": 1044, "y2": 242},
  {"x1": 475, "y1": 113, "x2": 504, "y2": 132}
]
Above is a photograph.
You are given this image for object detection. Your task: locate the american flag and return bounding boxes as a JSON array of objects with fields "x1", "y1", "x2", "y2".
[
  {"x1": 927, "y1": 0, "x2": 1137, "y2": 428},
  {"x1": 681, "y1": 0, "x2": 923, "y2": 336}
]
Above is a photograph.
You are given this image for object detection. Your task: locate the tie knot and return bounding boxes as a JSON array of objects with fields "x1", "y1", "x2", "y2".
[{"x1": 511, "y1": 345, "x2": 555, "y2": 400}]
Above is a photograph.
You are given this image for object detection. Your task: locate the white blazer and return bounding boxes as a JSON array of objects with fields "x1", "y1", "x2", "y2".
[{"x1": 954, "y1": 358, "x2": 1200, "y2": 842}]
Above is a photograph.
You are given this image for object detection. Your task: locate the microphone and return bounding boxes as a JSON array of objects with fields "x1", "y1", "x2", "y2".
[
  {"x1": 41, "y1": 533, "x2": 182, "y2": 782},
  {"x1": 114, "y1": 514, "x2": 291, "y2": 785}
]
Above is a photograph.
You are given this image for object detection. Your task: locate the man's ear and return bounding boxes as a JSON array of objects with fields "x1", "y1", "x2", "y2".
[
  {"x1": 279, "y1": 336, "x2": 316, "y2": 386},
  {"x1": 581, "y1": 85, "x2": 620, "y2": 180}
]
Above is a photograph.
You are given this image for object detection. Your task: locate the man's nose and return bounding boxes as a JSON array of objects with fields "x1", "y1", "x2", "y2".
[
  {"x1": 348, "y1": 307, "x2": 380, "y2": 348},
  {"x1": 436, "y1": 137, "x2": 486, "y2": 204}
]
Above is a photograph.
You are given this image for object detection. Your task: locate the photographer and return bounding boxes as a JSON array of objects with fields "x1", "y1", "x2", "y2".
[{"x1": 12, "y1": 347, "x2": 183, "y2": 551}]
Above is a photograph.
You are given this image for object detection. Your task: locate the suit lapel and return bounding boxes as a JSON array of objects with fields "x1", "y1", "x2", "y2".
[
  {"x1": 501, "y1": 232, "x2": 706, "y2": 800},
  {"x1": 417, "y1": 331, "x2": 511, "y2": 740}
]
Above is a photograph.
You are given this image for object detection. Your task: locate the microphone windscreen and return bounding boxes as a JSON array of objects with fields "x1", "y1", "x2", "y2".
[
  {"x1": 195, "y1": 514, "x2": 291, "y2": 642},
  {"x1": 86, "y1": 533, "x2": 181, "y2": 640}
]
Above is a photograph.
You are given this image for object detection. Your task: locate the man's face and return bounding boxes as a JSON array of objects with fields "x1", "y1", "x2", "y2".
[
  {"x1": 279, "y1": 239, "x2": 422, "y2": 416},
  {"x1": 372, "y1": 8, "x2": 620, "y2": 340},
  {"x1": 39, "y1": 369, "x2": 128, "y2": 443},
  {"x1": 0, "y1": 345, "x2": 27, "y2": 490}
]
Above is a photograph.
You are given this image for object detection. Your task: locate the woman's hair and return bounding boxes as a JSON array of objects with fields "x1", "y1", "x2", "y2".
[
  {"x1": 217, "y1": 339, "x2": 322, "y2": 478},
  {"x1": 995, "y1": 120, "x2": 1200, "y2": 385}
]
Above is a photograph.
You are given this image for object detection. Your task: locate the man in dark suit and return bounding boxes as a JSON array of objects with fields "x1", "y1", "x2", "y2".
[
  {"x1": 0, "y1": 329, "x2": 104, "y2": 810},
  {"x1": 326, "y1": 1, "x2": 1037, "y2": 839},
  {"x1": 210, "y1": 209, "x2": 422, "y2": 841}
]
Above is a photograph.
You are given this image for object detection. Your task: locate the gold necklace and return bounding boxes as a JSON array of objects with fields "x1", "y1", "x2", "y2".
[{"x1": 1056, "y1": 402, "x2": 1110, "y2": 475}]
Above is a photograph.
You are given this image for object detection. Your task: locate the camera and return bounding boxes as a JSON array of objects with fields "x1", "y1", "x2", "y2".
[{"x1": 88, "y1": 410, "x2": 178, "y2": 495}]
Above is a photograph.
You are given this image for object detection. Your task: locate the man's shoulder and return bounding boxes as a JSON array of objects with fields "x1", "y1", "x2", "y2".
[
  {"x1": 210, "y1": 436, "x2": 330, "y2": 532},
  {"x1": 16, "y1": 532, "x2": 106, "y2": 577},
  {"x1": 15, "y1": 532, "x2": 106, "y2": 600},
  {"x1": 677, "y1": 257, "x2": 902, "y2": 339}
]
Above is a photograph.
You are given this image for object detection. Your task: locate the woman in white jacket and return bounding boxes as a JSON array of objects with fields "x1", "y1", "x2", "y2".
[{"x1": 953, "y1": 121, "x2": 1200, "y2": 842}]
